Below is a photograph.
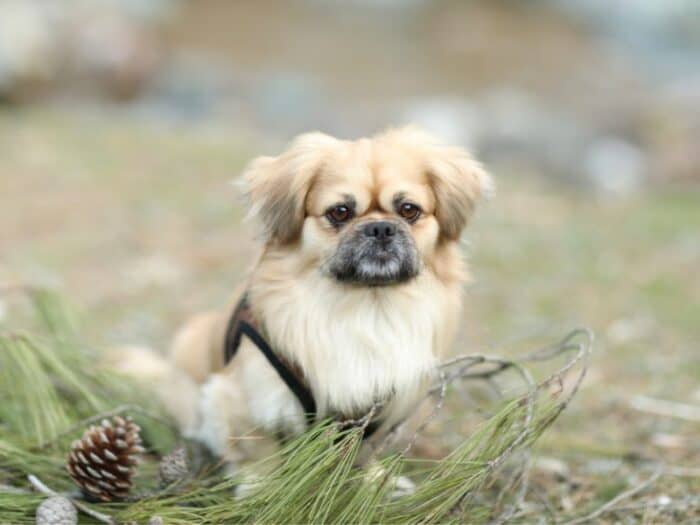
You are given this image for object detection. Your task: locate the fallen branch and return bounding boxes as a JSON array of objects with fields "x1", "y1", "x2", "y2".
[
  {"x1": 400, "y1": 370, "x2": 448, "y2": 456},
  {"x1": 429, "y1": 328, "x2": 592, "y2": 521}
]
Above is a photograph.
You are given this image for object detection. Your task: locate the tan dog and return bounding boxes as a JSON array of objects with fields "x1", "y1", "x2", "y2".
[{"x1": 118, "y1": 126, "x2": 491, "y2": 472}]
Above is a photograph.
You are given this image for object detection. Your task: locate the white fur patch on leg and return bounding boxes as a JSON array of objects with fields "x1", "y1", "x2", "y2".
[{"x1": 193, "y1": 374, "x2": 239, "y2": 457}]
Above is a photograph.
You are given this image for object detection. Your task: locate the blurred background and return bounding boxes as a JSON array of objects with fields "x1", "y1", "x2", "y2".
[{"x1": 1, "y1": 0, "x2": 698, "y2": 519}]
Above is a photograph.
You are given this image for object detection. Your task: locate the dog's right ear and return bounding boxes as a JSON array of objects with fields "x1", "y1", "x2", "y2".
[{"x1": 242, "y1": 132, "x2": 338, "y2": 244}]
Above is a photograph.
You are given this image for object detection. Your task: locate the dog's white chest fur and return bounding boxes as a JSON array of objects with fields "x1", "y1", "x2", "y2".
[{"x1": 251, "y1": 271, "x2": 453, "y2": 430}]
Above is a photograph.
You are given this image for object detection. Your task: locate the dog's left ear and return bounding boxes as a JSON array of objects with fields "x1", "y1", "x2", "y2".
[
  {"x1": 242, "y1": 132, "x2": 338, "y2": 244},
  {"x1": 426, "y1": 142, "x2": 493, "y2": 241}
]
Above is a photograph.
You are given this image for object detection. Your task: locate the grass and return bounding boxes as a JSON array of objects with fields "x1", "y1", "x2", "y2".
[
  {"x1": 0, "y1": 289, "x2": 586, "y2": 524},
  {"x1": 1, "y1": 108, "x2": 699, "y2": 522}
]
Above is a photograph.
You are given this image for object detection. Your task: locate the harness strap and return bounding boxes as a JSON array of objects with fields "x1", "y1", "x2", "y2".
[
  {"x1": 223, "y1": 293, "x2": 381, "y2": 439},
  {"x1": 224, "y1": 294, "x2": 317, "y2": 425}
]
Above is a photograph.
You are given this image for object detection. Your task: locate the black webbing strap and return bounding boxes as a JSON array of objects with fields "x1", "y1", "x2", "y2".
[
  {"x1": 223, "y1": 294, "x2": 381, "y2": 439},
  {"x1": 224, "y1": 295, "x2": 317, "y2": 425}
]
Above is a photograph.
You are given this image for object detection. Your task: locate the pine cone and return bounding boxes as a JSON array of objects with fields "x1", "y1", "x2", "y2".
[
  {"x1": 159, "y1": 444, "x2": 189, "y2": 486},
  {"x1": 66, "y1": 415, "x2": 144, "y2": 502},
  {"x1": 36, "y1": 496, "x2": 77, "y2": 525}
]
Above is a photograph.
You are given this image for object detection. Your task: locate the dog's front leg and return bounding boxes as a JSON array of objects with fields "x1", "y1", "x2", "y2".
[
  {"x1": 193, "y1": 372, "x2": 247, "y2": 464},
  {"x1": 194, "y1": 372, "x2": 283, "y2": 494}
]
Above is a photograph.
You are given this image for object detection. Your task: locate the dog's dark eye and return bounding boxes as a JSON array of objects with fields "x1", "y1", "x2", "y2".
[
  {"x1": 398, "y1": 202, "x2": 421, "y2": 223},
  {"x1": 326, "y1": 205, "x2": 353, "y2": 225}
]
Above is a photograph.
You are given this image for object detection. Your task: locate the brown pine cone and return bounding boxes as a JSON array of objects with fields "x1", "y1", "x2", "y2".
[{"x1": 66, "y1": 415, "x2": 144, "y2": 502}]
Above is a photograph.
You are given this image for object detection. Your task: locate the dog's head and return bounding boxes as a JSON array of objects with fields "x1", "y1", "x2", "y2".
[{"x1": 242, "y1": 126, "x2": 492, "y2": 286}]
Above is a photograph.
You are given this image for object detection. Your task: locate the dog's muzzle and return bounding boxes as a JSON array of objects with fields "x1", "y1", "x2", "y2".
[{"x1": 326, "y1": 220, "x2": 420, "y2": 286}]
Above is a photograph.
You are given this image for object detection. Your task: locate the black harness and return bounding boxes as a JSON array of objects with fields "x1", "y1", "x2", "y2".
[{"x1": 223, "y1": 294, "x2": 380, "y2": 438}]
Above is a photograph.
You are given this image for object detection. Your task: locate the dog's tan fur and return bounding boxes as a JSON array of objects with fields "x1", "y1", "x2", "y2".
[{"x1": 116, "y1": 126, "x2": 491, "y2": 468}]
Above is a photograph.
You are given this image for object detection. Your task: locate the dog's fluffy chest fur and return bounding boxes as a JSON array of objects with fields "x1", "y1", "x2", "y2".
[{"x1": 248, "y1": 269, "x2": 459, "y2": 432}]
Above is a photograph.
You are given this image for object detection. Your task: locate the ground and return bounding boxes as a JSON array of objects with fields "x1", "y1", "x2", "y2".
[{"x1": 1, "y1": 109, "x2": 698, "y2": 522}]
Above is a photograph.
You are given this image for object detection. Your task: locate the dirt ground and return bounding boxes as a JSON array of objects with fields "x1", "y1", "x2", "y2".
[{"x1": 1, "y1": 108, "x2": 698, "y2": 522}]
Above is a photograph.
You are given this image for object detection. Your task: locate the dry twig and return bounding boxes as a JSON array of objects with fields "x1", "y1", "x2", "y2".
[
  {"x1": 563, "y1": 467, "x2": 662, "y2": 525},
  {"x1": 396, "y1": 328, "x2": 593, "y2": 522}
]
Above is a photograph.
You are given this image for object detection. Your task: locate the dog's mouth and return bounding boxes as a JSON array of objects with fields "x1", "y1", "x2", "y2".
[
  {"x1": 339, "y1": 250, "x2": 413, "y2": 286},
  {"x1": 326, "y1": 226, "x2": 420, "y2": 286}
]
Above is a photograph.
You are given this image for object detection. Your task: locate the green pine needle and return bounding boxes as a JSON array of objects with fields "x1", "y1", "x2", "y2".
[{"x1": 0, "y1": 289, "x2": 584, "y2": 524}]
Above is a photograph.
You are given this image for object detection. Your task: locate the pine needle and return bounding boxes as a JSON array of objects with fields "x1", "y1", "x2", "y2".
[{"x1": 0, "y1": 288, "x2": 593, "y2": 524}]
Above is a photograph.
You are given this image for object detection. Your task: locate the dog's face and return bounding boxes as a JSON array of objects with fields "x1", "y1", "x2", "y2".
[{"x1": 243, "y1": 127, "x2": 491, "y2": 286}]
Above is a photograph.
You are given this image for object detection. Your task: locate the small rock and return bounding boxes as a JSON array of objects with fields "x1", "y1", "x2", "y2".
[
  {"x1": 399, "y1": 97, "x2": 480, "y2": 148},
  {"x1": 607, "y1": 316, "x2": 654, "y2": 344},
  {"x1": 69, "y1": 8, "x2": 164, "y2": 100},
  {"x1": 584, "y1": 458, "x2": 622, "y2": 475},
  {"x1": 148, "y1": 516, "x2": 165, "y2": 525},
  {"x1": 472, "y1": 88, "x2": 590, "y2": 182},
  {"x1": 657, "y1": 494, "x2": 672, "y2": 506},
  {"x1": 651, "y1": 433, "x2": 687, "y2": 449},
  {"x1": 534, "y1": 456, "x2": 570, "y2": 481},
  {"x1": 0, "y1": 0, "x2": 64, "y2": 101},
  {"x1": 560, "y1": 494, "x2": 575, "y2": 512},
  {"x1": 390, "y1": 475, "x2": 416, "y2": 499},
  {"x1": 584, "y1": 137, "x2": 648, "y2": 197},
  {"x1": 36, "y1": 496, "x2": 77, "y2": 525}
]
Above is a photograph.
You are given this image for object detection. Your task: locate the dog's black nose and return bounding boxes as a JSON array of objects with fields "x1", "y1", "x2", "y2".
[{"x1": 363, "y1": 221, "x2": 397, "y2": 240}]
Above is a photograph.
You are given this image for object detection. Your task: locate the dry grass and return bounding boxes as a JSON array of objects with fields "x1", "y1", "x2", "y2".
[{"x1": 1, "y1": 108, "x2": 699, "y2": 522}]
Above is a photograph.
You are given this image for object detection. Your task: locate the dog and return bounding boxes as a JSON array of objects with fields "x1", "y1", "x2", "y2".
[{"x1": 116, "y1": 126, "x2": 492, "y2": 478}]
